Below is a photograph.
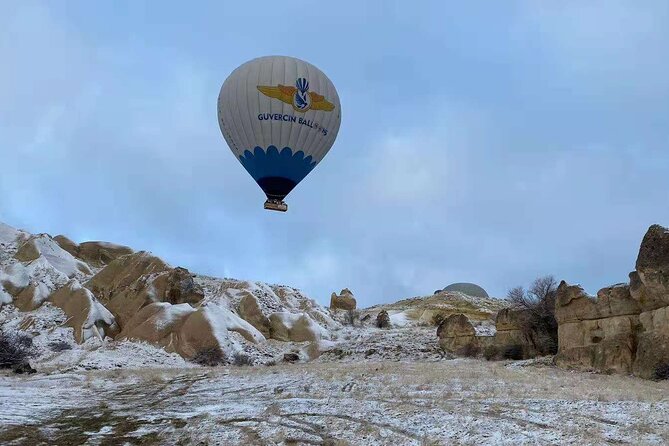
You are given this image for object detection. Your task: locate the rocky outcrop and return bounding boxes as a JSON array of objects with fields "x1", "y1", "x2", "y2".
[
  {"x1": 555, "y1": 224, "x2": 669, "y2": 378},
  {"x1": 437, "y1": 314, "x2": 487, "y2": 355},
  {"x1": 54, "y1": 235, "x2": 134, "y2": 268},
  {"x1": 269, "y1": 312, "x2": 325, "y2": 342},
  {"x1": 555, "y1": 282, "x2": 640, "y2": 374},
  {"x1": 237, "y1": 292, "x2": 272, "y2": 337},
  {"x1": 14, "y1": 235, "x2": 92, "y2": 277},
  {"x1": 493, "y1": 308, "x2": 556, "y2": 360},
  {"x1": 631, "y1": 225, "x2": 669, "y2": 378},
  {"x1": 84, "y1": 252, "x2": 202, "y2": 327},
  {"x1": 0, "y1": 220, "x2": 338, "y2": 367},
  {"x1": 330, "y1": 288, "x2": 357, "y2": 311},
  {"x1": 49, "y1": 280, "x2": 118, "y2": 343}
]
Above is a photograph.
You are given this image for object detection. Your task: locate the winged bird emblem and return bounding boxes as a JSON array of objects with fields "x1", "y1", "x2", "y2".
[{"x1": 257, "y1": 77, "x2": 335, "y2": 112}]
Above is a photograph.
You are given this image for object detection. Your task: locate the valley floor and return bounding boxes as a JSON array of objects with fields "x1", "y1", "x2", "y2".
[{"x1": 2, "y1": 358, "x2": 669, "y2": 445}]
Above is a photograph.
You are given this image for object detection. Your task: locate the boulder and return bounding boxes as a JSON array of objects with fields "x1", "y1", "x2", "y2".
[
  {"x1": 150, "y1": 267, "x2": 204, "y2": 305},
  {"x1": 330, "y1": 288, "x2": 357, "y2": 311},
  {"x1": 437, "y1": 314, "x2": 480, "y2": 355}
]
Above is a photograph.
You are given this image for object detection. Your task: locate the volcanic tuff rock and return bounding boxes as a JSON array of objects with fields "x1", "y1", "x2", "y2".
[
  {"x1": 555, "y1": 224, "x2": 669, "y2": 378},
  {"x1": 330, "y1": 288, "x2": 357, "y2": 311},
  {"x1": 0, "y1": 221, "x2": 338, "y2": 368},
  {"x1": 437, "y1": 313, "x2": 493, "y2": 355},
  {"x1": 492, "y1": 308, "x2": 552, "y2": 360},
  {"x1": 54, "y1": 235, "x2": 134, "y2": 268}
]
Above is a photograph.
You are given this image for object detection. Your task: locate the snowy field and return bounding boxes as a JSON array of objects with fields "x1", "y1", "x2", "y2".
[{"x1": 2, "y1": 359, "x2": 669, "y2": 445}]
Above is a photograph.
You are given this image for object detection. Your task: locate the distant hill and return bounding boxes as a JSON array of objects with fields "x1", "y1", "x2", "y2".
[{"x1": 442, "y1": 282, "x2": 489, "y2": 298}]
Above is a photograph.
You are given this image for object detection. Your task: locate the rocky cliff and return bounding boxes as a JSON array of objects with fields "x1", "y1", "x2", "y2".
[
  {"x1": 0, "y1": 222, "x2": 338, "y2": 370},
  {"x1": 556, "y1": 224, "x2": 669, "y2": 379}
]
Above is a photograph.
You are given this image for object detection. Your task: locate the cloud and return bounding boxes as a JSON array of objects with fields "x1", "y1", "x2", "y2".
[{"x1": 1, "y1": 1, "x2": 669, "y2": 307}]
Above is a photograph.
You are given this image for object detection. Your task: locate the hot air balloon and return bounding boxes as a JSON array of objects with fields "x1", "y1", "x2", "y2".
[{"x1": 217, "y1": 56, "x2": 341, "y2": 212}]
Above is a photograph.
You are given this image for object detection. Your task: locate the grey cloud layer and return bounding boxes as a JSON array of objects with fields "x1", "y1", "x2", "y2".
[{"x1": 1, "y1": 1, "x2": 668, "y2": 306}]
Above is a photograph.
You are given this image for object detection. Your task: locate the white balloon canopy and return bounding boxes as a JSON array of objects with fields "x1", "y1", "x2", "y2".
[{"x1": 218, "y1": 56, "x2": 341, "y2": 211}]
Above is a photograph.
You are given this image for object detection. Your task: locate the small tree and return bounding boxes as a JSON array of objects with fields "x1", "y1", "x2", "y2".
[
  {"x1": 0, "y1": 330, "x2": 35, "y2": 370},
  {"x1": 506, "y1": 275, "x2": 558, "y2": 356}
]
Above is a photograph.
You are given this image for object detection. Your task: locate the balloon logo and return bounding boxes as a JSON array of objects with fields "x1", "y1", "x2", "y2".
[
  {"x1": 294, "y1": 78, "x2": 311, "y2": 111},
  {"x1": 218, "y1": 56, "x2": 341, "y2": 212}
]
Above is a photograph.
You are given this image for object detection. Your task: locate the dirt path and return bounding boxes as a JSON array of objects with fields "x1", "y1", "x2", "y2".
[{"x1": 1, "y1": 359, "x2": 669, "y2": 445}]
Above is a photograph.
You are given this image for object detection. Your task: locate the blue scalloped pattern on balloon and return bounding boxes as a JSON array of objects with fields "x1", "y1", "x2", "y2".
[{"x1": 239, "y1": 146, "x2": 317, "y2": 184}]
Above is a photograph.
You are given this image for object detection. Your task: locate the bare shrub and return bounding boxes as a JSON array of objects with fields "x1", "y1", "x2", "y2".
[
  {"x1": 654, "y1": 362, "x2": 669, "y2": 380},
  {"x1": 232, "y1": 352, "x2": 254, "y2": 366},
  {"x1": 48, "y1": 340, "x2": 72, "y2": 352},
  {"x1": 192, "y1": 348, "x2": 255, "y2": 367},
  {"x1": 0, "y1": 329, "x2": 34, "y2": 370},
  {"x1": 503, "y1": 345, "x2": 524, "y2": 360},
  {"x1": 191, "y1": 347, "x2": 226, "y2": 366},
  {"x1": 506, "y1": 275, "x2": 558, "y2": 356}
]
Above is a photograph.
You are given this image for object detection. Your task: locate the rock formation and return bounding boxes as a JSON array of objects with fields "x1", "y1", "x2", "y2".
[
  {"x1": 54, "y1": 235, "x2": 134, "y2": 268},
  {"x1": 376, "y1": 310, "x2": 390, "y2": 328},
  {"x1": 555, "y1": 224, "x2": 669, "y2": 378},
  {"x1": 0, "y1": 221, "x2": 338, "y2": 368},
  {"x1": 492, "y1": 308, "x2": 556, "y2": 360},
  {"x1": 437, "y1": 314, "x2": 493, "y2": 355},
  {"x1": 330, "y1": 288, "x2": 357, "y2": 311}
]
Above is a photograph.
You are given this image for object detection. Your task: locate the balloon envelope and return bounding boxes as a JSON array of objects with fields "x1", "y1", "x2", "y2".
[{"x1": 217, "y1": 56, "x2": 341, "y2": 207}]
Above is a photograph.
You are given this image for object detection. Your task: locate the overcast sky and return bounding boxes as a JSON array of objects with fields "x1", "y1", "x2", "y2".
[{"x1": 1, "y1": 1, "x2": 669, "y2": 306}]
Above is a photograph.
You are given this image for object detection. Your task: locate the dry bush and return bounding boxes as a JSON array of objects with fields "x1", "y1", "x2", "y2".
[
  {"x1": 654, "y1": 362, "x2": 669, "y2": 380},
  {"x1": 0, "y1": 329, "x2": 34, "y2": 370},
  {"x1": 232, "y1": 352, "x2": 254, "y2": 366},
  {"x1": 191, "y1": 347, "x2": 226, "y2": 366},
  {"x1": 192, "y1": 348, "x2": 254, "y2": 367},
  {"x1": 48, "y1": 340, "x2": 72, "y2": 352},
  {"x1": 506, "y1": 275, "x2": 558, "y2": 356}
]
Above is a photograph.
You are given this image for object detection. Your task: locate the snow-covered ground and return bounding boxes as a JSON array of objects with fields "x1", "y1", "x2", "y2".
[{"x1": 1, "y1": 359, "x2": 668, "y2": 445}]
